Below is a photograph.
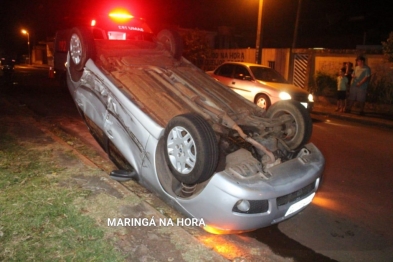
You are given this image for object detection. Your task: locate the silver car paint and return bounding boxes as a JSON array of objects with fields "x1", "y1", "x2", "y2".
[{"x1": 66, "y1": 46, "x2": 324, "y2": 232}]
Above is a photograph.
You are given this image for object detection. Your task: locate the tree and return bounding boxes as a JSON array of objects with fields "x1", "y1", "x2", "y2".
[
  {"x1": 179, "y1": 29, "x2": 212, "y2": 69},
  {"x1": 382, "y1": 32, "x2": 393, "y2": 62}
]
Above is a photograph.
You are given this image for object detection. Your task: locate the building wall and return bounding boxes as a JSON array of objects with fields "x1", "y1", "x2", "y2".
[
  {"x1": 313, "y1": 54, "x2": 392, "y2": 84},
  {"x1": 314, "y1": 55, "x2": 388, "y2": 77},
  {"x1": 204, "y1": 48, "x2": 255, "y2": 70},
  {"x1": 47, "y1": 42, "x2": 54, "y2": 67},
  {"x1": 204, "y1": 48, "x2": 291, "y2": 80},
  {"x1": 261, "y1": 48, "x2": 291, "y2": 80},
  {"x1": 204, "y1": 48, "x2": 391, "y2": 91},
  {"x1": 31, "y1": 45, "x2": 47, "y2": 65},
  {"x1": 31, "y1": 41, "x2": 54, "y2": 66}
]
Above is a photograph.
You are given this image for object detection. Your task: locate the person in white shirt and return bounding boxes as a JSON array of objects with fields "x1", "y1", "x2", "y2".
[{"x1": 345, "y1": 55, "x2": 371, "y2": 115}]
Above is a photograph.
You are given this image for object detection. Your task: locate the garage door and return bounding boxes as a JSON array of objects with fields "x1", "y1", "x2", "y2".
[{"x1": 293, "y1": 54, "x2": 308, "y2": 88}]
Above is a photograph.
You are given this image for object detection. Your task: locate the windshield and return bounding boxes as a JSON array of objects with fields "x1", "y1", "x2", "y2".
[{"x1": 250, "y1": 66, "x2": 288, "y2": 83}]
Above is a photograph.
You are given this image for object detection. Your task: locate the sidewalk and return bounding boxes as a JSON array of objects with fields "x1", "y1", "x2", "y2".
[{"x1": 311, "y1": 97, "x2": 393, "y2": 129}]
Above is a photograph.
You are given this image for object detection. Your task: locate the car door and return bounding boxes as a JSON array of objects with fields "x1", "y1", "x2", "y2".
[
  {"x1": 212, "y1": 63, "x2": 234, "y2": 86},
  {"x1": 227, "y1": 65, "x2": 258, "y2": 102},
  {"x1": 104, "y1": 94, "x2": 149, "y2": 175}
]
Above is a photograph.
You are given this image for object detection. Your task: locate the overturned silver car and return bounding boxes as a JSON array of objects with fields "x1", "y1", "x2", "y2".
[{"x1": 59, "y1": 14, "x2": 324, "y2": 234}]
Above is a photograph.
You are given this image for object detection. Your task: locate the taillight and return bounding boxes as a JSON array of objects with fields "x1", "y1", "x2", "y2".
[{"x1": 91, "y1": 20, "x2": 96, "y2": 26}]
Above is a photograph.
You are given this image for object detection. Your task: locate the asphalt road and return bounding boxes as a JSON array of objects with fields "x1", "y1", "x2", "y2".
[
  {"x1": 2, "y1": 66, "x2": 392, "y2": 262},
  {"x1": 254, "y1": 118, "x2": 393, "y2": 262}
]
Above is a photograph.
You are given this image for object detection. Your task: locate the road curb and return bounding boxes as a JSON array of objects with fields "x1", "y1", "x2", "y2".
[{"x1": 311, "y1": 110, "x2": 393, "y2": 129}]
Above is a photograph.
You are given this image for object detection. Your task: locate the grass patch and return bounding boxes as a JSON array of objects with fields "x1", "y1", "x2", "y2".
[
  {"x1": 50, "y1": 125, "x2": 101, "y2": 162},
  {"x1": 0, "y1": 133, "x2": 124, "y2": 261}
]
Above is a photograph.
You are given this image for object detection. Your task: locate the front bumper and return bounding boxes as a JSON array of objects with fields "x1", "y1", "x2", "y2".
[{"x1": 176, "y1": 143, "x2": 325, "y2": 233}]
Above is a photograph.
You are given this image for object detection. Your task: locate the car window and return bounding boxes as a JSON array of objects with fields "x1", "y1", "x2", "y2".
[
  {"x1": 250, "y1": 66, "x2": 288, "y2": 83},
  {"x1": 215, "y1": 64, "x2": 234, "y2": 78},
  {"x1": 234, "y1": 65, "x2": 251, "y2": 80}
]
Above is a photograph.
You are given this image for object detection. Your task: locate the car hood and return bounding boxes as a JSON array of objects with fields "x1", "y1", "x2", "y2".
[{"x1": 257, "y1": 80, "x2": 309, "y2": 95}]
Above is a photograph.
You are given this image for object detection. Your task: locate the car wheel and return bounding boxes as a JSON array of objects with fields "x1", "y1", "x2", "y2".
[
  {"x1": 255, "y1": 94, "x2": 271, "y2": 110},
  {"x1": 266, "y1": 100, "x2": 312, "y2": 150},
  {"x1": 69, "y1": 27, "x2": 95, "y2": 82},
  {"x1": 157, "y1": 29, "x2": 183, "y2": 60},
  {"x1": 164, "y1": 113, "x2": 218, "y2": 184}
]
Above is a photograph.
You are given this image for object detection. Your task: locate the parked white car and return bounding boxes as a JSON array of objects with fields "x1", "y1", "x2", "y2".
[{"x1": 207, "y1": 62, "x2": 314, "y2": 111}]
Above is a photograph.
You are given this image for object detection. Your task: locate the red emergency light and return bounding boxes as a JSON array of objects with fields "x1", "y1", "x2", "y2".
[{"x1": 108, "y1": 8, "x2": 134, "y2": 23}]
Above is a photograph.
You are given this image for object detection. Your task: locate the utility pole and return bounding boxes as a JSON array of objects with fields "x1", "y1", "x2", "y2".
[
  {"x1": 289, "y1": 0, "x2": 302, "y2": 83},
  {"x1": 21, "y1": 29, "x2": 31, "y2": 65},
  {"x1": 292, "y1": 0, "x2": 302, "y2": 49},
  {"x1": 255, "y1": 0, "x2": 263, "y2": 64}
]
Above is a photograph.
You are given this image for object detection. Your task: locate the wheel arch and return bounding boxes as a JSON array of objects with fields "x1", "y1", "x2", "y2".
[{"x1": 253, "y1": 92, "x2": 271, "y2": 104}]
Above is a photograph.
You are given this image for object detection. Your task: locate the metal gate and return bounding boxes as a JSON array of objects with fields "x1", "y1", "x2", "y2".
[{"x1": 293, "y1": 54, "x2": 308, "y2": 88}]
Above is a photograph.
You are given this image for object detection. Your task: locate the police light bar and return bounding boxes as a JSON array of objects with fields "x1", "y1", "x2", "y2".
[{"x1": 109, "y1": 9, "x2": 134, "y2": 22}]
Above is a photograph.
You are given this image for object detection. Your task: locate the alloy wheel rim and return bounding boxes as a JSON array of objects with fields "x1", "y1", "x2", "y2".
[
  {"x1": 256, "y1": 98, "x2": 267, "y2": 109},
  {"x1": 70, "y1": 34, "x2": 82, "y2": 65},
  {"x1": 167, "y1": 126, "x2": 196, "y2": 174}
]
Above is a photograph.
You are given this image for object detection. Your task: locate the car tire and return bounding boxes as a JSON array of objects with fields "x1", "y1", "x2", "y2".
[
  {"x1": 157, "y1": 29, "x2": 183, "y2": 60},
  {"x1": 69, "y1": 27, "x2": 95, "y2": 82},
  {"x1": 255, "y1": 94, "x2": 271, "y2": 110},
  {"x1": 266, "y1": 100, "x2": 312, "y2": 150},
  {"x1": 164, "y1": 113, "x2": 218, "y2": 184}
]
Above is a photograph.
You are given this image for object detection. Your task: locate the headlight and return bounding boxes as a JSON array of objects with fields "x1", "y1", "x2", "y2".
[
  {"x1": 308, "y1": 93, "x2": 314, "y2": 102},
  {"x1": 279, "y1": 92, "x2": 291, "y2": 100}
]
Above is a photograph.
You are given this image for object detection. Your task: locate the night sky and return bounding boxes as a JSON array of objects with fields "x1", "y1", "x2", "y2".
[{"x1": 0, "y1": 0, "x2": 392, "y2": 57}]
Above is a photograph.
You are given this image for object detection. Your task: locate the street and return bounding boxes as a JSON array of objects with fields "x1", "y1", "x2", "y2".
[
  {"x1": 1, "y1": 66, "x2": 393, "y2": 262},
  {"x1": 255, "y1": 117, "x2": 393, "y2": 261}
]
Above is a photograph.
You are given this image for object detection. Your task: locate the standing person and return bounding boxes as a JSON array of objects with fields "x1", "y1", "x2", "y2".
[
  {"x1": 345, "y1": 56, "x2": 371, "y2": 115},
  {"x1": 336, "y1": 68, "x2": 348, "y2": 112},
  {"x1": 345, "y1": 62, "x2": 354, "y2": 89}
]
